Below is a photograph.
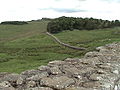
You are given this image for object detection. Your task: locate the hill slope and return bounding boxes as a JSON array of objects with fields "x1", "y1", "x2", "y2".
[
  {"x1": 0, "y1": 21, "x2": 48, "y2": 43},
  {"x1": 0, "y1": 42, "x2": 120, "y2": 90},
  {"x1": 0, "y1": 21, "x2": 120, "y2": 73}
]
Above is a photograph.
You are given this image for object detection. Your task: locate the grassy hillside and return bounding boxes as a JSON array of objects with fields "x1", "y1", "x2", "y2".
[
  {"x1": 0, "y1": 21, "x2": 120, "y2": 73},
  {"x1": 0, "y1": 21, "x2": 48, "y2": 43}
]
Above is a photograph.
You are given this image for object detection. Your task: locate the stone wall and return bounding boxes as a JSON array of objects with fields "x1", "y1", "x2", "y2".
[{"x1": 0, "y1": 42, "x2": 120, "y2": 90}]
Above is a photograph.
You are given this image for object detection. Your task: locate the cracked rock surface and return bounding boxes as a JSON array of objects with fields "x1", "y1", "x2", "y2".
[{"x1": 0, "y1": 42, "x2": 120, "y2": 90}]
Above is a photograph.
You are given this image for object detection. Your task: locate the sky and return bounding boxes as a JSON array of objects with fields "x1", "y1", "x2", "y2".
[{"x1": 0, "y1": 0, "x2": 120, "y2": 22}]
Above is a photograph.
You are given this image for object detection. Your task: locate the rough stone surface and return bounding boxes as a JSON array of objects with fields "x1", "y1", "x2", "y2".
[
  {"x1": 0, "y1": 81, "x2": 11, "y2": 87},
  {"x1": 65, "y1": 86, "x2": 96, "y2": 90},
  {"x1": 16, "y1": 77, "x2": 24, "y2": 85},
  {"x1": 49, "y1": 66, "x2": 62, "y2": 75},
  {"x1": 0, "y1": 42, "x2": 120, "y2": 90},
  {"x1": 21, "y1": 70, "x2": 42, "y2": 77},
  {"x1": 26, "y1": 81, "x2": 36, "y2": 88},
  {"x1": 0, "y1": 86, "x2": 15, "y2": 90},
  {"x1": 26, "y1": 72, "x2": 49, "y2": 81},
  {"x1": 40, "y1": 76, "x2": 75, "y2": 89},
  {"x1": 25, "y1": 87, "x2": 53, "y2": 90},
  {"x1": 0, "y1": 74, "x2": 25, "y2": 82}
]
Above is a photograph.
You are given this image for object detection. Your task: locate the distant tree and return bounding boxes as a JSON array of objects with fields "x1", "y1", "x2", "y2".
[
  {"x1": 47, "y1": 20, "x2": 62, "y2": 33},
  {"x1": 114, "y1": 20, "x2": 120, "y2": 26},
  {"x1": 41, "y1": 18, "x2": 52, "y2": 21},
  {"x1": 1, "y1": 21, "x2": 28, "y2": 25},
  {"x1": 47, "y1": 16, "x2": 120, "y2": 33}
]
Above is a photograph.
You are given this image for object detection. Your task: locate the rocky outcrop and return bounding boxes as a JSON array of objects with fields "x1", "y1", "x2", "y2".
[{"x1": 0, "y1": 42, "x2": 120, "y2": 90}]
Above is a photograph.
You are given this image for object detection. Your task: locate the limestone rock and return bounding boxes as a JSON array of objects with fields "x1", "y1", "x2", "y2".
[
  {"x1": 65, "y1": 58, "x2": 80, "y2": 65},
  {"x1": 21, "y1": 70, "x2": 42, "y2": 77},
  {"x1": 1, "y1": 73, "x2": 26, "y2": 82},
  {"x1": 0, "y1": 81, "x2": 11, "y2": 87},
  {"x1": 61, "y1": 65, "x2": 81, "y2": 75},
  {"x1": 25, "y1": 87, "x2": 53, "y2": 90},
  {"x1": 82, "y1": 81, "x2": 101, "y2": 88},
  {"x1": 16, "y1": 77, "x2": 24, "y2": 85},
  {"x1": 40, "y1": 76, "x2": 75, "y2": 89},
  {"x1": 0, "y1": 72, "x2": 10, "y2": 78},
  {"x1": 48, "y1": 60, "x2": 65, "y2": 66},
  {"x1": 0, "y1": 86, "x2": 15, "y2": 90},
  {"x1": 0, "y1": 81, "x2": 15, "y2": 90},
  {"x1": 37, "y1": 65, "x2": 50, "y2": 71},
  {"x1": 65, "y1": 86, "x2": 95, "y2": 90},
  {"x1": 96, "y1": 46, "x2": 107, "y2": 51},
  {"x1": 84, "y1": 51, "x2": 102, "y2": 58},
  {"x1": 96, "y1": 63, "x2": 111, "y2": 70},
  {"x1": 27, "y1": 81, "x2": 36, "y2": 88},
  {"x1": 79, "y1": 57, "x2": 100, "y2": 67},
  {"x1": 27, "y1": 72, "x2": 49, "y2": 81},
  {"x1": 49, "y1": 66, "x2": 62, "y2": 75},
  {"x1": 89, "y1": 73, "x2": 102, "y2": 81}
]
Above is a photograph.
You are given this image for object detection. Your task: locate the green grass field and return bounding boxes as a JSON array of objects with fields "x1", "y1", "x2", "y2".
[{"x1": 0, "y1": 20, "x2": 120, "y2": 73}]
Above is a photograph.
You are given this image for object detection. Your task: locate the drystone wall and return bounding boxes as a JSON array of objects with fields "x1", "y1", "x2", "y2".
[{"x1": 0, "y1": 42, "x2": 120, "y2": 90}]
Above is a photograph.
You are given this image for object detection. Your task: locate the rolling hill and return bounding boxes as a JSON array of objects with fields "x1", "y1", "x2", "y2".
[{"x1": 0, "y1": 20, "x2": 120, "y2": 73}]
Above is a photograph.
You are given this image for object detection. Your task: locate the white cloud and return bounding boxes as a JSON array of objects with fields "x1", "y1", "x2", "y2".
[{"x1": 0, "y1": 0, "x2": 120, "y2": 22}]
